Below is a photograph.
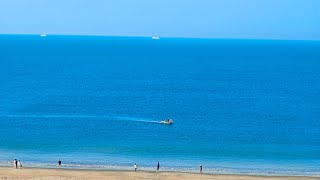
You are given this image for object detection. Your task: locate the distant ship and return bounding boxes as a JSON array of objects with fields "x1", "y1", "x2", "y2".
[
  {"x1": 152, "y1": 36, "x2": 160, "y2": 40},
  {"x1": 40, "y1": 34, "x2": 47, "y2": 37}
]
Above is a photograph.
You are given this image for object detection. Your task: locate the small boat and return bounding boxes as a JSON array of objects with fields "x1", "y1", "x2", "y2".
[
  {"x1": 160, "y1": 118, "x2": 173, "y2": 125},
  {"x1": 152, "y1": 36, "x2": 160, "y2": 40},
  {"x1": 40, "y1": 34, "x2": 47, "y2": 37}
]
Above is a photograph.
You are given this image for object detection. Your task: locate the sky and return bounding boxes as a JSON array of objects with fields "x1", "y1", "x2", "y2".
[{"x1": 0, "y1": 0, "x2": 319, "y2": 40}]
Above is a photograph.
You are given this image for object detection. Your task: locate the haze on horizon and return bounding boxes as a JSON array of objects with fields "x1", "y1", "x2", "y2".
[{"x1": 0, "y1": 0, "x2": 319, "y2": 40}]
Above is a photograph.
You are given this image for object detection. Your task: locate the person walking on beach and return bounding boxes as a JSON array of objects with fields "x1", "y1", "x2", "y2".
[
  {"x1": 58, "y1": 159, "x2": 62, "y2": 166},
  {"x1": 134, "y1": 163, "x2": 138, "y2": 172},
  {"x1": 200, "y1": 164, "x2": 203, "y2": 173},
  {"x1": 17, "y1": 160, "x2": 22, "y2": 169},
  {"x1": 13, "y1": 159, "x2": 18, "y2": 169},
  {"x1": 13, "y1": 159, "x2": 18, "y2": 168},
  {"x1": 157, "y1": 162, "x2": 160, "y2": 172}
]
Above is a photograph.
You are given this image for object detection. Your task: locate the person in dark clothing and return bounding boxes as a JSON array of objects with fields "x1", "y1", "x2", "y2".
[
  {"x1": 200, "y1": 164, "x2": 203, "y2": 173},
  {"x1": 157, "y1": 162, "x2": 160, "y2": 172},
  {"x1": 14, "y1": 159, "x2": 18, "y2": 169},
  {"x1": 58, "y1": 159, "x2": 62, "y2": 166}
]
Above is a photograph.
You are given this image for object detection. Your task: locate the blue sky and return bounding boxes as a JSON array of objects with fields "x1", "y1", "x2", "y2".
[{"x1": 0, "y1": 0, "x2": 319, "y2": 39}]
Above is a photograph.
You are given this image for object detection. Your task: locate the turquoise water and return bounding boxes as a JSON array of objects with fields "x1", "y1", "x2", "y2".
[{"x1": 0, "y1": 35, "x2": 320, "y2": 176}]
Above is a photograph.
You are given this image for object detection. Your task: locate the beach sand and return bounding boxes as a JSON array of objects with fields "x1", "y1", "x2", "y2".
[{"x1": 0, "y1": 167, "x2": 319, "y2": 180}]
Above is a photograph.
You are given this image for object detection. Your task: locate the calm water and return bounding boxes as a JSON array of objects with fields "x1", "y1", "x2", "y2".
[{"x1": 0, "y1": 35, "x2": 319, "y2": 176}]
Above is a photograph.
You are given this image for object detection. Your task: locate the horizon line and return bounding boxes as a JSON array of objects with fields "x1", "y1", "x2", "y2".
[{"x1": 0, "y1": 33, "x2": 319, "y2": 42}]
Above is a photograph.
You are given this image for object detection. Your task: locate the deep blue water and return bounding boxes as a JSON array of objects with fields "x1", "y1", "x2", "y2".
[{"x1": 0, "y1": 35, "x2": 319, "y2": 176}]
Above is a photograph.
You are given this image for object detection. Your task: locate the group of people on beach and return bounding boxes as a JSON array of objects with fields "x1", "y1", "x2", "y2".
[
  {"x1": 13, "y1": 159, "x2": 203, "y2": 173},
  {"x1": 133, "y1": 162, "x2": 160, "y2": 172},
  {"x1": 13, "y1": 159, "x2": 22, "y2": 169},
  {"x1": 134, "y1": 162, "x2": 203, "y2": 173},
  {"x1": 13, "y1": 159, "x2": 61, "y2": 168}
]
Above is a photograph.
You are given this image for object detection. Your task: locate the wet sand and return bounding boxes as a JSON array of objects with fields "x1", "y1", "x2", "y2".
[{"x1": 0, "y1": 167, "x2": 319, "y2": 180}]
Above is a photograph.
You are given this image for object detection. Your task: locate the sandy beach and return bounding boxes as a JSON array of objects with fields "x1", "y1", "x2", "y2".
[{"x1": 0, "y1": 167, "x2": 319, "y2": 180}]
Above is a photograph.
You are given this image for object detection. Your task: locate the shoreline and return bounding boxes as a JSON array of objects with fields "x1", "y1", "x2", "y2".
[
  {"x1": 0, "y1": 167, "x2": 319, "y2": 180},
  {"x1": 1, "y1": 164, "x2": 319, "y2": 177}
]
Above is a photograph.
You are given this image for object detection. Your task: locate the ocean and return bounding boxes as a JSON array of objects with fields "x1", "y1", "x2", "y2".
[{"x1": 0, "y1": 35, "x2": 319, "y2": 176}]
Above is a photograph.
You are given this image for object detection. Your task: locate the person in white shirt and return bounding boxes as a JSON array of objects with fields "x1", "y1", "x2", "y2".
[
  {"x1": 17, "y1": 160, "x2": 22, "y2": 169},
  {"x1": 134, "y1": 163, "x2": 138, "y2": 172}
]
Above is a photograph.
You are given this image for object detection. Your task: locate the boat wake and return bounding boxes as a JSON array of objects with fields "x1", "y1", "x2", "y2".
[
  {"x1": 0, "y1": 114, "x2": 160, "y2": 124},
  {"x1": 113, "y1": 116, "x2": 160, "y2": 124}
]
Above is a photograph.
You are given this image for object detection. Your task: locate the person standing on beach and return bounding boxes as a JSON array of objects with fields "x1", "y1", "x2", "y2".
[
  {"x1": 200, "y1": 164, "x2": 203, "y2": 173},
  {"x1": 58, "y1": 159, "x2": 62, "y2": 166},
  {"x1": 134, "y1": 163, "x2": 138, "y2": 172},
  {"x1": 13, "y1": 159, "x2": 17, "y2": 169},
  {"x1": 17, "y1": 160, "x2": 22, "y2": 169},
  {"x1": 157, "y1": 162, "x2": 160, "y2": 172}
]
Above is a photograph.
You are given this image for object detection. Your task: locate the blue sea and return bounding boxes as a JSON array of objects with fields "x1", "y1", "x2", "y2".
[{"x1": 0, "y1": 35, "x2": 319, "y2": 176}]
